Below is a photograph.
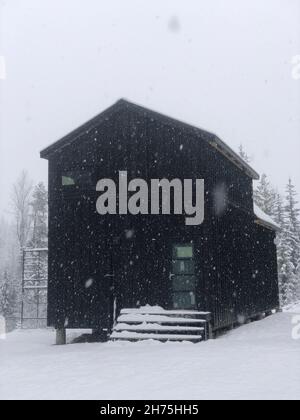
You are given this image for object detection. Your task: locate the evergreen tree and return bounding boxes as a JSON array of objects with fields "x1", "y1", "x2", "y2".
[
  {"x1": 279, "y1": 228, "x2": 296, "y2": 305},
  {"x1": 0, "y1": 218, "x2": 20, "y2": 320},
  {"x1": 273, "y1": 194, "x2": 288, "y2": 305},
  {"x1": 285, "y1": 178, "x2": 300, "y2": 233},
  {"x1": 0, "y1": 270, "x2": 16, "y2": 318},
  {"x1": 11, "y1": 170, "x2": 33, "y2": 249},
  {"x1": 273, "y1": 193, "x2": 285, "y2": 227},
  {"x1": 296, "y1": 261, "x2": 300, "y2": 301},
  {"x1": 254, "y1": 174, "x2": 276, "y2": 216},
  {"x1": 253, "y1": 176, "x2": 300, "y2": 306},
  {"x1": 29, "y1": 183, "x2": 48, "y2": 248},
  {"x1": 238, "y1": 144, "x2": 251, "y2": 164},
  {"x1": 283, "y1": 179, "x2": 300, "y2": 302}
]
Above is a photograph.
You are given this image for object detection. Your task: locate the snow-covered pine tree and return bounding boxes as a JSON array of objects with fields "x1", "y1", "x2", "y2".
[
  {"x1": 285, "y1": 179, "x2": 300, "y2": 233},
  {"x1": 279, "y1": 228, "x2": 296, "y2": 306},
  {"x1": 11, "y1": 170, "x2": 33, "y2": 249},
  {"x1": 254, "y1": 174, "x2": 277, "y2": 217},
  {"x1": 272, "y1": 193, "x2": 288, "y2": 305},
  {"x1": 238, "y1": 144, "x2": 251, "y2": 164},
  {"x1": 273, "y1": 193, "x2": 285, "y2": 228},
  {"x1": 0, "y1": 218, "x2": 21, "y2": 321},
  {"x1": 296, "y1": 261, "x2": 300, "y2": 301},
  {"x1": 0, "y1": 270, "x2": 16, "y2": 318},
  {"x1": 252, "y1": 174, "x2": 296, "y2": 306},
  {"x1": 29, "y1": 182, "x2": 48, "y2": 248},
  {"x1": 283, "y1": 179, "x2": 300, "y2": 303}
]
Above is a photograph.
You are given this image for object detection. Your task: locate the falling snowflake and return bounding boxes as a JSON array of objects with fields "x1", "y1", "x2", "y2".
[
  {"x1": 125, "y1": 229, "x2": 135, "y2": 239},
  {"x1": 85, "y1": 278, "x2": 94, "y2": 289}
]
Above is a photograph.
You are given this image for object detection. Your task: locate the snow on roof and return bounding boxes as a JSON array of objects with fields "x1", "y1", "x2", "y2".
[{"x1": 254, "y1": 204, "x2": 280, "y2": 231}]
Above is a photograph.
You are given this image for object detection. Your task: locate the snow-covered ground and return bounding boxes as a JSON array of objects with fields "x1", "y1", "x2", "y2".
[
  {"x1": 284, "y1": 301, "x2": 300, "y2": 313},
  {"x1": 0, "y1": 309, "x2": 300, "y2": 400}
]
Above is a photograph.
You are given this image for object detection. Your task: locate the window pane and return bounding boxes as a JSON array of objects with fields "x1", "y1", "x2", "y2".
[
  {"x1": 172, "y1": 260, "x2": 195, "y2": 275},
  {"x1": 173, "y1": 275, "x2": 196, "y2": 291},
  {"x1": 173, "y1": 291, "x2": 196, "y2": 309},
  {"x1": 62, "y1": 171, "x2": 91, "y2": 188},
  {"x1": 174, "y1": 246, "x2": 193, "y2": 259},
  {"x1": 62, "y1": 176, "x2": 76, "y2": 186}
]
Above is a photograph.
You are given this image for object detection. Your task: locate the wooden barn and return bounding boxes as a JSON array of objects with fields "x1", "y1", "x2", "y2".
[{"x1": 41, "y1": 99, "x2": 280, "y2": 344}]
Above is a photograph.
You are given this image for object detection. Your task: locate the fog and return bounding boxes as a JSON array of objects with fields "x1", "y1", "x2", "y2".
[{"x1": 0, "y1": 0, "x2": 299, "y2": 217}]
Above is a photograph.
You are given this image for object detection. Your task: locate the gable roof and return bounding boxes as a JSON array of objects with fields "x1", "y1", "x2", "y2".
[{"x1": 40, "y1": 99, "x2": 260, "y2": 180}]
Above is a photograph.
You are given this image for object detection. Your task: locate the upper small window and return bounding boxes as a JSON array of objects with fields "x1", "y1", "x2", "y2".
[
  {"x1": 62, "y1": 175, "x2": 76, "y2": 186},
  {"x1": 174, "y1": 245, "x2": 194, "y2": 259},
  {"x1": 61, "y1": 171, "x2": 92, "y2": 188}
]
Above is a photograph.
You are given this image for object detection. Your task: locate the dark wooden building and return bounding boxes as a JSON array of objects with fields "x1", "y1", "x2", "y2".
[{"x1": 41, "y1": 99, "x2": 280, "y2": 342}]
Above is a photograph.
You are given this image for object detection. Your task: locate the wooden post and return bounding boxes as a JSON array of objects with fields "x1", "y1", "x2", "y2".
[
  {"x1": 56, "y1": 328, "x2": 66, "y2": 345},
  {"x1": 204, "y1": 323, "x2": 211, "y2": 341},
  {"x1": 208, "y1": 322, "x2": 214, "y2": 340}
]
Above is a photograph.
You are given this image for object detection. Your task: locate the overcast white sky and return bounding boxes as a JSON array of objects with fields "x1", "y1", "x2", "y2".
[{"x1": 0, "y1": 0, "x2": 299, "y2": 218}]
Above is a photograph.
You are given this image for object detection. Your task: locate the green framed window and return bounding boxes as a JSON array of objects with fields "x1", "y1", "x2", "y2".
[
  {"x1": 62, "y1": 175, "x2": 76, "y2": 186},
  {"x1": 171, "y1": 243, "x2": 197, "y2": 309},
  {"x1": 173, "y1": 245, "x2": 194, "y2": 259},
  {"x1": 61, "y1": 171, "x2": 92, "y2": 188}
]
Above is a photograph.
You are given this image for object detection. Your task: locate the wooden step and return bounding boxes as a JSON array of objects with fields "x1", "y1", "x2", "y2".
[
  {"x1": 117, "y1": 314, "x2": 206, "y2": 326},
  {"x1": 110, "y1": 331, "x2": 202, "y2": 343},
  {"x1": 121, "y1": 308, "x2": 211, "y2": 321},
  {"x1": 113, "y1": 323, "x2": 205, "y2": 335}
]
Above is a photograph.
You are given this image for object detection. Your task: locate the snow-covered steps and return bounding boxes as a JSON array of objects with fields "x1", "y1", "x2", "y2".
[{"x1": 110, "y1": 306, "x2": 212, "y2": 343}]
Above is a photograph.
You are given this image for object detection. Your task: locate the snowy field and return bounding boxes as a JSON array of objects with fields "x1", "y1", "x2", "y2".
[{"x1": 0, "y1": 309, "x2": 300, "y2": 400}]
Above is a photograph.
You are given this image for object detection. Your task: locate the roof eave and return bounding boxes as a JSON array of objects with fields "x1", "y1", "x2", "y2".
[
  {"x1": 254, "y1": 219, "x2": 281, "y2": 232},
  {"x1": 209, "y1": 136, "x2": 260, "y2": 180}
]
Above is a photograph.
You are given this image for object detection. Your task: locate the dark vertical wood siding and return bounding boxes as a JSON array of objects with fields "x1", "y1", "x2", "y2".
[{"x1": 46, "y1": 105, "x2": 279, "y2": 331}]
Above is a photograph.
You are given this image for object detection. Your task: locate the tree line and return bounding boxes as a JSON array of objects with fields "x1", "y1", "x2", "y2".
[
  {"x1": 240, "y1": 146, "x2": 300, "y2": 306},
  {"x1": 0, "y1": 170, "x2": 48, "y2": 320}
]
